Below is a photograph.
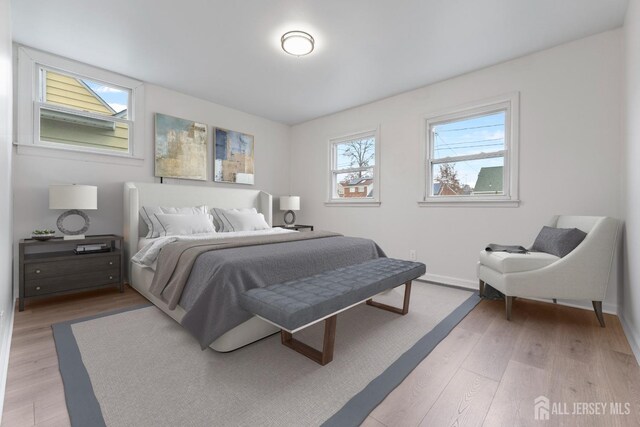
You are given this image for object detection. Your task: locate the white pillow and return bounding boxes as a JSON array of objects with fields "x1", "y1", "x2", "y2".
[
  {"x1": 140, "y1": 205, "x2": 208, "y2": 238},
  {"x1": 153, "y1": 213, "x2": 216, "y2": 237},
  {"x1": 221, "y1": 211, "x2": 271, "y2": 232},
  {"x1": 211, "y1": 207, "x2": 257, "y2": 232}
]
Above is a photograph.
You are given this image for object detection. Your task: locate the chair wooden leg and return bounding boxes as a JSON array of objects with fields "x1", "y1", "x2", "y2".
[
  {"x1": 592, "y1": 301, "x2": 605, "y2": 327},
  {"x1": 479, "y1": 280, "x2": 485, "y2": 297},
  {"x1": 505, "y1": 296, "x2": 514, "y2": 321}
]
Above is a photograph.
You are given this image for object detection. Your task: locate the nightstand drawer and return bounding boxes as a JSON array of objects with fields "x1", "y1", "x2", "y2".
[
  {"x1": 25, "y1": 255, "x2": 120, "y2": 280},
  {"x1": 24, "y1": 269, "x2": 121, "y2": 297}
]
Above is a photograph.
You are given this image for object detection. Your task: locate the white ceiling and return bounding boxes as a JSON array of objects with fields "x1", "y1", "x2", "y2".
[{"x1": 12, "y1": 0, "x2": 629, "y2": 125}]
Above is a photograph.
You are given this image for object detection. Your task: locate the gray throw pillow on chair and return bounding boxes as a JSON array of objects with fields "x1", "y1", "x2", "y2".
[{"x1": 531, "y1": 226, "x2": 587, "y2": 258}]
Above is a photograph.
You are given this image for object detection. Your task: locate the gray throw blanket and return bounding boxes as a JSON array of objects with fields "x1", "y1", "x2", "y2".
[
  {"x1": 150, "y1": 230, "x2": 341, "y2": 309},
  {"x1": 150, "y1": 231, "x2": 386, "y2": 348},
  {"x1": 485, "y1": 243, "x2": 528, "y2": 254}
]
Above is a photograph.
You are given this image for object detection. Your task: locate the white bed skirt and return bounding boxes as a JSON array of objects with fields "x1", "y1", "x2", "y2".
[{"x1": 129, "y1": 263, "x2": 279, "y2": 352}]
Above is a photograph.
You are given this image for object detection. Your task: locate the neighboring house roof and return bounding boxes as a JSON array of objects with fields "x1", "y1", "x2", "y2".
[
  {"x1": 433, "y1": 182, "x2": 461, "y2": 196},
  {"x1": 342, "y1": 177, "x2": 373, "y2": 187},
  {"x1": 473, "y1": 166, "x2": 503, "y2": 193}
]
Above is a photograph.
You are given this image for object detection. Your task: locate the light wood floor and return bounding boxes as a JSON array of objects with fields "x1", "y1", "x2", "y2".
[{"x1": 1, "y1": 286, "x2": 639, "y2": 426}]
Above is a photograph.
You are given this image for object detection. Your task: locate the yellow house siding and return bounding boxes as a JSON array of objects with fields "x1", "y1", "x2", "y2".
[
  {"x1": 40, "y1": 118, "x2": 129, "y2": 152},
  {"x1": 42, "y1": 70, "x2": 129, "y2": 151},
  {"x1": 46, "y1": 71, "x2": 114, "y2": 114}
]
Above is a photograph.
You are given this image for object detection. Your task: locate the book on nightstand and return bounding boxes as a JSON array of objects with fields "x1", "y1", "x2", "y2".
[{"x1": 74, "y1": 243, "x2": 111, "y2": 255}]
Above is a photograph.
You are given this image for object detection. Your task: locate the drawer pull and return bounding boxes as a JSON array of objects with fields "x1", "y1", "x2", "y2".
[
  {"x1": 108, "y1": 261, "x2": 113, "y2": 265},
  {"x1": 35, "y1": 286, "x2": 41, "y2": 291},
  {"x1": 109, "y1": 275, "x2": 114, "y2": 280},
  {"x1": 35, "y1": 269, "x2": 41, "y2": 274}
]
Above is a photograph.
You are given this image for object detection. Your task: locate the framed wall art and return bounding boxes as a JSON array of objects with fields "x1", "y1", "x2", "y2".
[
  {"x1": 155, "y1": 113, "x2": 207, "y2": 181},
  {"x1": 214, "y1": 127, "x2": 254, "y2": 184}
]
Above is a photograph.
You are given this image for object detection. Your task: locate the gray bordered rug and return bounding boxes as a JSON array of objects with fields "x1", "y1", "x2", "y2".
[{"x1": 52, "y1": 284, "x2": 480, "y2": 427}]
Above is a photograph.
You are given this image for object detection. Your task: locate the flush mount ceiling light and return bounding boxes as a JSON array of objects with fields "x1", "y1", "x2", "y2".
[{"x1": 281, "y1": 31, "x2": 314, "y2": 56}]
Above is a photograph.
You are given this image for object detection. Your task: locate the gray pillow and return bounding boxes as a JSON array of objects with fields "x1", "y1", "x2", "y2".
[{"x1": 531, "y1": 226, "x2": 587, "y2": 258}]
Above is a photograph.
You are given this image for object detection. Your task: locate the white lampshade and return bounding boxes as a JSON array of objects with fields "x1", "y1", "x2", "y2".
[
  {"x1": 49, "y1": 185, "x2": 97, "y2": 210},
  {"x1": 280, "y1": 196, "x2": 300, "y2": 211}
]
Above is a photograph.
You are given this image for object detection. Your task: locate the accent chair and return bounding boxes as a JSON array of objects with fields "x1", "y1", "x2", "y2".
[{"x1": 477, "y1": 216, "x2": 619, "y2": 326}]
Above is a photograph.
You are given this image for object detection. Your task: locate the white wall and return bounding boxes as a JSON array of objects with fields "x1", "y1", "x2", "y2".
[
  {"x1": 0, "y1": 0, "x2": 13, "y2": 417},
  {"x1": 622, "y1": 0, "x2": 640, "y2": 360},
  {"x1": 291, "y1": 30, "x2": 623, "y2": 313},
  {"x1": 12, "y1": 70, "x2": 291, "y2": 289}
]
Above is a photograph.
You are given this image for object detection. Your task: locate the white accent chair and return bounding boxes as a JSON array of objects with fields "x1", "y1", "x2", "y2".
[{"x1": 477, "y1": 216, "x2": 619, "y2": 326}]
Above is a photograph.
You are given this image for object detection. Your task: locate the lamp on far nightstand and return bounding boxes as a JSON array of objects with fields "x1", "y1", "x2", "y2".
[
  {"x1": 49, "y1": 184, "x2": 97, "y2": 240},
  {"x1": 280, "y1": 196, "x2": 300, "y2": 226}
]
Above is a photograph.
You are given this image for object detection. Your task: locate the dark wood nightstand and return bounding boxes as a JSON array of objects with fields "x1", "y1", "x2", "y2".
[
  {"x1": 274, "y1": 224, "x2": 314, "y2": 231},
  {"x1": 18, "y1": 234, "x2": 124, "y2": 311}
]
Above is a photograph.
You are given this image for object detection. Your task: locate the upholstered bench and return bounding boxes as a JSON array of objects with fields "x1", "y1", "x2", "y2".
[{"x1": 239, "y1": 257, "x2": 426, "y2": 365}]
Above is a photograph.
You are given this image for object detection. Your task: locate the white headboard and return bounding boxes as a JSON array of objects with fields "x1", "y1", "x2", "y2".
[{"x1": 123, "y1": 182, "x2": 272, "y2": 280}]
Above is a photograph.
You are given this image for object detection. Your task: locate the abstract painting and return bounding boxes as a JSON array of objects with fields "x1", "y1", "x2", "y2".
[
  {"x1": 155, "y1": 113, "x2": 207, "y2": 181},
  {"x1": 214, "y1": 127, "x2": 255, "y2": 184}
]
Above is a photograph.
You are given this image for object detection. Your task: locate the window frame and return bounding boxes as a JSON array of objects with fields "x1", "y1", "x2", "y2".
[
  {"x1": 16, "y1": 46, "x2": 145, "y2": 161},
  {"x1": 419, "y1": 93, "x2": 519, "y2": 207},
  {"x1": 326, "y1": 127, "x2": 381, "y2": 207}
]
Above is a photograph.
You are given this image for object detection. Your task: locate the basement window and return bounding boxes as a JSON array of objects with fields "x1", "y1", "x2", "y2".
[{"x1": 17, "y1": 47, "x2": 145, "y2": 160}]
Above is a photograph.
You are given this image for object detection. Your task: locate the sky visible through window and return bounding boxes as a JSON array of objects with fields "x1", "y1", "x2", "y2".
[
  {"x1": 432, "y1": 111, "x2": 505, "y2": 187},
  {"x1": 84, "y1": 80, "x2": 129, "y2": 115},
  {"x1": 335, "y1": 138, "x2": 376, "y2": 171}
]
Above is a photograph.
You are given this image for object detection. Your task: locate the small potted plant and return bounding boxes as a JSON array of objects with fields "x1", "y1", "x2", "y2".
[{"x1": 32, "y1": 229, "x2": 56, "y2": 241}]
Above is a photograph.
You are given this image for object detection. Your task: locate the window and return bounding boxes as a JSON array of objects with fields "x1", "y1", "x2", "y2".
[
  {"x1": 17, "y1": 47, "x2": 145, "y2": 159},
  {"x1": 421, "y1": 93, "x2": 519, "y2": 206},
  {"x1": 328, "y1": 128, "x2": 380, "y2": 205}
]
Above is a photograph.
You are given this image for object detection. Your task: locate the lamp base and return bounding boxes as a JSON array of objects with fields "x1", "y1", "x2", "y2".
[
  {"x1": 63, "y1": 234, "x2": 86, "y2": 240},
  {"x1": 283, "y1": 210, "x2": 296, "y2": 226},
  {"x1": 57, "y1": 209, "x2": 90, "y2": 240}
]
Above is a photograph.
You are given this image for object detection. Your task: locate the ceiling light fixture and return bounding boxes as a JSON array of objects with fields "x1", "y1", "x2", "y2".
[{"x1": 281, "y1": 31, "x2": 314, "y2": 56}]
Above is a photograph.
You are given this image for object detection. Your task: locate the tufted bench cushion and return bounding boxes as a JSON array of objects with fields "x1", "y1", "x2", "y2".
[{"x1": 240, "y1": 257, "x2": 426, "y2": 331}]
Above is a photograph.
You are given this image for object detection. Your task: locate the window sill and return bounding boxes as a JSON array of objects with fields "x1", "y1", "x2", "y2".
[
  {"x1": 14, "y1": 143, "x2": 144, "y2": 166},
  {"x1": 417, "y1": 198, "x2": 519, "y2": 208},
  {"x1": 325, "y1": 200, "x2": 381, "y2": 207}
]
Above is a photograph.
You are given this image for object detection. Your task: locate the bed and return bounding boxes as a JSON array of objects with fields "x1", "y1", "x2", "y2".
[{"x1": 124, "y1": 182, "x2": 384, "y2": 352}]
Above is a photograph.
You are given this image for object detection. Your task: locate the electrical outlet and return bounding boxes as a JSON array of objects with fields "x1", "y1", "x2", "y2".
[{"x1": 409, "y1": 249, "x2": 417, "y2": 261}]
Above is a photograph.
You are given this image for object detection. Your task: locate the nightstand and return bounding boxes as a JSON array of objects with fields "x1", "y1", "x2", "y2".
[
  {"x1": 274, "y1": 224, "x2": 314, "y2": 231},
  {"x1": 18, "y1": 234, "x2": 124, "y2": 311}
]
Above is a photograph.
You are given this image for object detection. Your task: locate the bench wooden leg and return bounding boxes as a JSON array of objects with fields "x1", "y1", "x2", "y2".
[
  {"x1": 366, "y1": 281, "x2": 412, "y2": 315},
  {"x1": 281, "y1": 315, "x2": 337, "y2": 366}
]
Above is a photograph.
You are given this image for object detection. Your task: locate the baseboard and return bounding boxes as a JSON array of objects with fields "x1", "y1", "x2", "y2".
[
  {"x1": 422, "y1": 273, "x2": 477, "y2": 290},
  {"x1": 0, "y1": 299, "x2": 15, "y2": 424},
  {"x1": 421, "y1": 274, "x2": 617, "y2": 314},
  {"x1": 619, "y1": 314, "x2": 640, "y2": 365}
]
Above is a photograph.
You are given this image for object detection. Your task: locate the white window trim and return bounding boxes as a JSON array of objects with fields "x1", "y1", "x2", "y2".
[
  {"x1": 325, "y1": 127, "x2": 381, "y2": 207},
  {"x1": 418, "y1": 92, "x2": 520, "y2": 208},
  {"x1": 16, "y1": 46, "x2": 145, "y2": 161}
]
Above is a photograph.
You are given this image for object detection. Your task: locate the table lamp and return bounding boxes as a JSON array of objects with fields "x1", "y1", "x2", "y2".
[
  {"x1": 280, "y1": 196, "x2": 300, "y2": 226},
  {"x1": 49, "y1": 184, "x2": 98, "y2": 240}
]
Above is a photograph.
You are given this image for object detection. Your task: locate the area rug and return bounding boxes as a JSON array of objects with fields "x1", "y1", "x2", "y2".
[{"x1": 53, "y1": 283, "x2": 480, "y2": 427}]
